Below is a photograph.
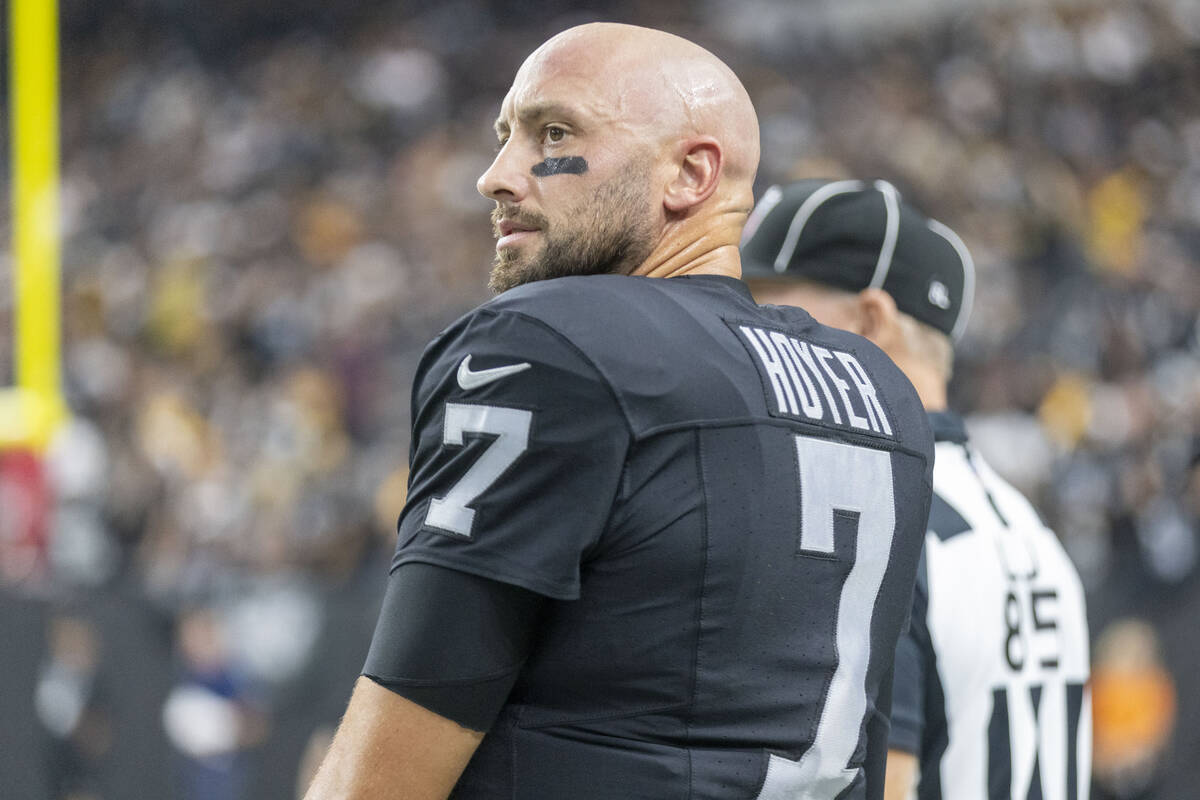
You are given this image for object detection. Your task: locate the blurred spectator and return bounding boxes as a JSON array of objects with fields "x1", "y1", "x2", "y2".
[
  {"x1": 45, "y1": 419, "x2": 120, "y2": 588},
  {"x1": 35, "y1": 613, "x2": 111, "y2": 800},
  {"x1": 0, "y1": 449, "x2": 51, "y2": 587},
  {"x1": 162, "y1": 607, "x2": 267, "y2": 800},
  {"x1": 1091, "y1": 618, "x2": 1177, "y2": 799}
]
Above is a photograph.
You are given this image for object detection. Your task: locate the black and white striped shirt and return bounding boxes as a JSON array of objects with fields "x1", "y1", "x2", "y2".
[{"x1": 890, "y1": 412, "x2": 1090, "y2": 800}]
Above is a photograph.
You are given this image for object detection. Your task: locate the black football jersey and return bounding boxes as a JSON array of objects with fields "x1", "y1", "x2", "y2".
[{"x1": 392, "y1": 274, "x2": 934, "y2": 799}]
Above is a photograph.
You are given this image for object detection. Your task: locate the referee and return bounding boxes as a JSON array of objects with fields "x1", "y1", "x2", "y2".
[{"x1": 741, "y1": 179, "x2": 1091, "y2": 800}]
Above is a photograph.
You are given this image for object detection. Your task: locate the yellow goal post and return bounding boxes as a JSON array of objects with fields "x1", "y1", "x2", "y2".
[{"x1": 1, "y1": 0, "x2": 67, "y2": 452}]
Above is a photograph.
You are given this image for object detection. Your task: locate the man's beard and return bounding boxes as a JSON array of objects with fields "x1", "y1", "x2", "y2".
[{"x1": 487, "y1": 164, "x2": 656, "y2": 294}]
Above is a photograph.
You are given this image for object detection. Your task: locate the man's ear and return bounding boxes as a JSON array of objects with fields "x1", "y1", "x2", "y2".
[
  {"x1": 857, "y1": 288, "x2": 901, "y2": 346},
  {"x1": 663, "y1": 137, "x2": 723, "y2": 213}
]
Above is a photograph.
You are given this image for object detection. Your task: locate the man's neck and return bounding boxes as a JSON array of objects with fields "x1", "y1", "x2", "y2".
[
  {"x1": 898, "y1": 359, "x2": 947, "y2": 413},
  {"x1": 630, "y1": 211, "x2": 745, "y2": 280},
  {"x1": 635, "y1": 243, "x2": 742, "y2": 279}
]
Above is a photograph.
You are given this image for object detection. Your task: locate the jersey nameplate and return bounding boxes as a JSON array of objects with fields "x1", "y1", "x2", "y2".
[{"x1": 732, "y1": 323, "x2": 894, "y2": 438}]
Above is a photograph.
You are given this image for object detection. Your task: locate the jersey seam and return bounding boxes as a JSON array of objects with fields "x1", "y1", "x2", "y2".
[
  {"x1": 635, "y1": 416, "x2": 930, "y2": 460},
  {"x1": 856, "y1": 449, "x2": 901, "y2": 775},
  {"x1": 363, "y1": 664, "x2": 523, "y2": 687},
  {"x1": 515, "y1": 701, "x2": 692, "y2": 730},
  {"x1": 686, "y1": 427, "x2": 710, "y2": 800},
  {"x1": 961, "y1": 443, "x2": 1011, "y2": 529},
  {"x1": 479, "y1": 308, "x2": 637, "y2": 441},
  {"x1": 478, "y1": 308, "x2": 635, "y2": 557},
  {"x1": 391, "y1": 551, "x2": 579, "y2": 601}
]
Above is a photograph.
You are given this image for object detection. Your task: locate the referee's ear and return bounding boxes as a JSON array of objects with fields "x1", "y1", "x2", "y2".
[{"x1": 855, "y1": 288, "x2": 902, "y2": 352}]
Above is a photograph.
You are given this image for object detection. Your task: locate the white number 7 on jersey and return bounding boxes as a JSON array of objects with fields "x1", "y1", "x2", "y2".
[
  {"x1": 757, "y1": 437, "x2": 896, "y2": 800},
  {"x1": 424, "y1": 403, "x2": 533, "y2": 537}
]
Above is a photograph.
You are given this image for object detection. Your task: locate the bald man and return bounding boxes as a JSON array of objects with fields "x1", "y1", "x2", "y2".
[{"x1": 306, "y1": 25, "x2": 935, "y2": 800}]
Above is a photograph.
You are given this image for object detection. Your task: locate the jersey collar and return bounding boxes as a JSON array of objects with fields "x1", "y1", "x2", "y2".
[
  {"x1": 676, "y1": 273, "x2": 756, "y2": 302},
  {"x1": 927, "y1": 410, "x2": 969, "y2": 444}
]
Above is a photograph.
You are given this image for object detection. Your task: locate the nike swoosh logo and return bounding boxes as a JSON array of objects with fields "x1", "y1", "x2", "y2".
[{"x1": 456, "y1": 355, "x2": 532, "y2": 390}]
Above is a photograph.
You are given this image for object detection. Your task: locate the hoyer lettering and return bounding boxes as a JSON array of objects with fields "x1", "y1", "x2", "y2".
[{"x1": 739, "y1": 325, "x2": 893, "y2": 436}]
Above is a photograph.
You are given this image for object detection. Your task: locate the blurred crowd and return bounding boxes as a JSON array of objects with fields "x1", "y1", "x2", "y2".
[{"x1": 0, "y1": 0, "x2": 1197, "y2": 797}]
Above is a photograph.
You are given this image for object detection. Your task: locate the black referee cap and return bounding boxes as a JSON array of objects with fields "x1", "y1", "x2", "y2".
[{"x1": 741, "y1": 179, "x2": 975, "y2": 341}]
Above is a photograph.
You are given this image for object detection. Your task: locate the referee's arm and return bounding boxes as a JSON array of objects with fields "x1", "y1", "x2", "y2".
[
  {"x1": 885, "y1": 553, "x2": 930, "y2": 800},
  {"x1": 884, "y1": 750, "x2": 919, "y2": 800}
]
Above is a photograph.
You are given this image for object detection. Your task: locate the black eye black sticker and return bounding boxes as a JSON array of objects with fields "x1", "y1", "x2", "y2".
[{"x1": 531, "y1": 157, "x2": 588, "y2": 177}]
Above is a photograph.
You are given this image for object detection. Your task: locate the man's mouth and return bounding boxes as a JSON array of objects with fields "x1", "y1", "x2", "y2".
[{"x1": 495, "y1": 219, "x2": 541, "y2": 249}]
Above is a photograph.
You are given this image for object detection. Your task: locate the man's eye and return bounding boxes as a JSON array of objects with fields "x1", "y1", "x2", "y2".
[{"x1": 544, "y1": 126, "x2": 566, "y2": 143}]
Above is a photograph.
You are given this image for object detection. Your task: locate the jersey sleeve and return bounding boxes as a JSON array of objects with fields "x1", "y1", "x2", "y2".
[
  {"x1": 888, "y1": 549, "x2": 929, "y2": 755},
  {"x1": 393, "y1": 307, "x2": 630, "y2": 600},
  {"x1": 362, "y1": 563, "x2": 544, "y2": 732}
]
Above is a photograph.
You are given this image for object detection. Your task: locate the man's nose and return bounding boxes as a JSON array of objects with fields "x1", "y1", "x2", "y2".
[{"x1": 477, "y1": 140, "x2": 529, "y2": 203}]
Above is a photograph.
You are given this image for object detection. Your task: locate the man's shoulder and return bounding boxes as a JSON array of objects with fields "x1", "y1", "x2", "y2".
[
  {"x1": 427, "y1": 275, "x2": 932, "y2": 449},
  {"x1": 441, "y1": 276, "x2": 756, "y2": 435},
  {"x1": 411, "y1": 283, "x2": 627, "y2": 415},
  {"x1": 421, "y1": 276, "x2": 687, "y2": 381},
  {"x1": 486, "y1": 273, "x2": 646, "y2": 310},
  {"x1": 471, "y1": 274, "x2": 890, "y2": 359},
  {"x1": 483, "y1": 273, "x2": 757, "y2": 367},
  {"x1": 482, "y1": 274, "x2": 737, "y2": 332},
  {"x1": 430, "y1": 276, "x2": 667, "y2": 355}
]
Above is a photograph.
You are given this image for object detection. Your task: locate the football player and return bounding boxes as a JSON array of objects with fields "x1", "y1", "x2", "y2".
[
  {"x1": 743, "y1": 179, "x2": 1091, "y2": 800},
  {"x1": 306, "y1": 29, "x2": 935, "y2": 800}
]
